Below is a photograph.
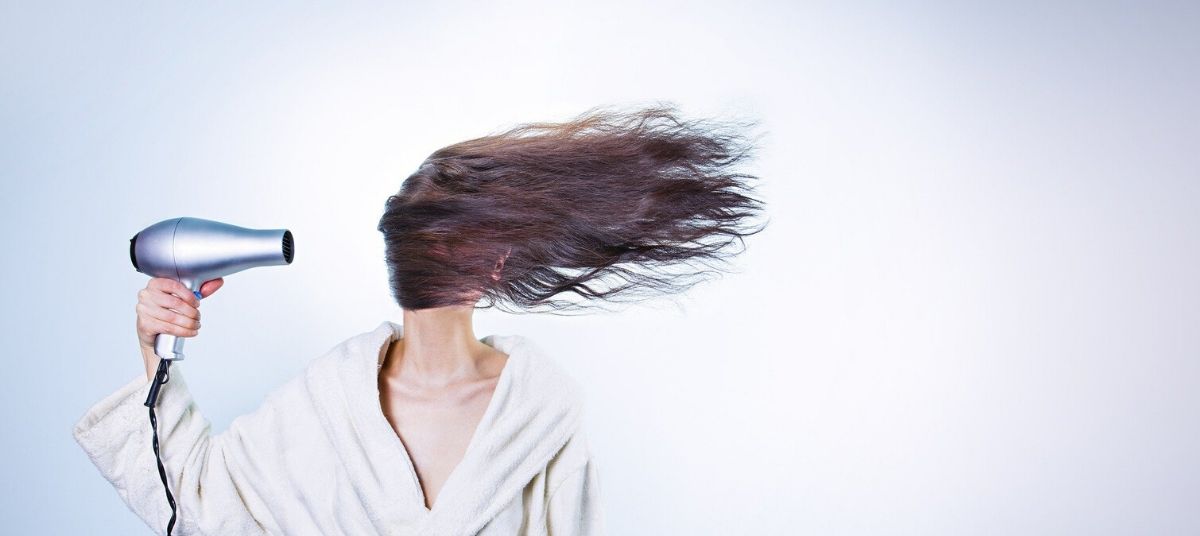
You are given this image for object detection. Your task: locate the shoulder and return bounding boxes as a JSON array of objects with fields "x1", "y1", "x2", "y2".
[
  {"x1": 492, "y1": 335, "x2": 589, "y2": 455},
  {"x1": 498, "y1": 334, "x2": 586, "y2": 410},
  {"x1": 223, "y1": 322, "x2": 390, "y2": 449},
  {"x1": 302, "y1": 321, "x2": 395, "y2": 378}
]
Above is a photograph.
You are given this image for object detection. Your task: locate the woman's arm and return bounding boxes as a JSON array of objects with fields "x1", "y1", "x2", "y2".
[
  {"x1": 544, "y1": 433, "x2": 606, "y2": 536},
  {"x1": 75, "y1": 276, "x2": 275, "y2": 533},
  {"x1": 72, "y1": 363, "x2": 278, "y2": 535},
  {"x1": 546, "y1": 459, "x2": 605, "y2": 535}
]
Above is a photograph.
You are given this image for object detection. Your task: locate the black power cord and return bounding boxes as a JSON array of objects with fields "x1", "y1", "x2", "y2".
[{"x1": 144, "y1": 358, "x2": 177, "y2": 535}]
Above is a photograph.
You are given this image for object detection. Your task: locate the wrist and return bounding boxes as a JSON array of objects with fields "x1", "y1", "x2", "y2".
[{"x1": 141, "y1": 345, "x2": 161, "y2": 381}]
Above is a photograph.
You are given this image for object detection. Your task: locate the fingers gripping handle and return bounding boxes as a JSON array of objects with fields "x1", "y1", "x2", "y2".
[{"x1": 153, "y1": 279, "x2": 204, "y2": 361}]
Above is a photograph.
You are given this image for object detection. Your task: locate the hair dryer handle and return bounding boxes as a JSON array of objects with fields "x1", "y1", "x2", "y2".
[{"x1": 153, "y1": 279, "x2": 203, "y2": 361}]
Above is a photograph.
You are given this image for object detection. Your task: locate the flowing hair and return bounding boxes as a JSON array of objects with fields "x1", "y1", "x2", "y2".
[{"x1": 377, "y1": 102, "x2": 770, "y2": 314}]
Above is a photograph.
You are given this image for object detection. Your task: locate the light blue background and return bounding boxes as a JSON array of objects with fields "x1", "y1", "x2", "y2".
[{"x1": 2, "y1": 1, "x2": 1198, "y2": 534}]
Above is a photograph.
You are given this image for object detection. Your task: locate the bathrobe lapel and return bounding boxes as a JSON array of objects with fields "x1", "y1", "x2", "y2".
[{"x1": 306, "y1": 321, "x2": 583, "y2": 536}]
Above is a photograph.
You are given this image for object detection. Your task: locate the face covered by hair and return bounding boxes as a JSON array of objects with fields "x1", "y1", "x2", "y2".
[{"x1": 378, "y1": 103, "x2": 767, "y2": 314}]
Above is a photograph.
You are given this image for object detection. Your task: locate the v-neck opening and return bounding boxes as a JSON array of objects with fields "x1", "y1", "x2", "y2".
[{"x1": 371, "y1": 322, "x2": 518, "y2": 516}]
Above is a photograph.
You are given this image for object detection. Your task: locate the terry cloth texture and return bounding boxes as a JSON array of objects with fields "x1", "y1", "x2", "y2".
[{"x1": 73, "y1": 321, "x2": 605, "y2": 535}]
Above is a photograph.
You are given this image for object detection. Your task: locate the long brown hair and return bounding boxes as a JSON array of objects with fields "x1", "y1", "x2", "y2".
[{"x1": 377, "y1": 102, "x2": 770, "y2": 314}]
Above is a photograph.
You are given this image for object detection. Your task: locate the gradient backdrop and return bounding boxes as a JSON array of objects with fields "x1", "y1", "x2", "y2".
[{"x1": 2, "y1": 1, "x2": 1198, "y2": 534}]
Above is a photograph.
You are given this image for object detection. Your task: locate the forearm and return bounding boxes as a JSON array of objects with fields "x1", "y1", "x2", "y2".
[
  {"x1": 142, "y1": 345, "x2": 161, "y2": 382},
  {"x1": 74, "y1": 365, "x2": 201, "y2": 532},
  {"x1": 74, "y1": 363, "x2": 272, "y2": 534}
]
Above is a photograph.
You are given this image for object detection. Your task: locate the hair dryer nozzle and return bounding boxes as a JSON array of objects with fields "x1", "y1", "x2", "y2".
[{"x1": 282, "y1": 229, "x2": 295, "y2": 264}]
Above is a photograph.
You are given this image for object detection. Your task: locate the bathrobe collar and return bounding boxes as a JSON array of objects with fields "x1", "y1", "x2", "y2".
[{"x1": 304, "y1": 320, "x2": 583, "y2": 536}]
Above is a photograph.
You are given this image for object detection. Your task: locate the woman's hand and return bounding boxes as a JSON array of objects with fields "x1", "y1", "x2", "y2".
[{"x1": 136, "y1": 277, "x2": 224, "y2": 381}]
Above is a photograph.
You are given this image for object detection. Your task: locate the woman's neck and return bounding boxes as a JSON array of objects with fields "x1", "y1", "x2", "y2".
[{"x1": 383, "y1": 305, "x2": 493, "y2": 388}]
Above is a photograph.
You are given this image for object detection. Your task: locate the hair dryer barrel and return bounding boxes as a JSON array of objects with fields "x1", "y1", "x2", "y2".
[{"x1": 129, "y1": 217, "x2": 295, "y2": 361}]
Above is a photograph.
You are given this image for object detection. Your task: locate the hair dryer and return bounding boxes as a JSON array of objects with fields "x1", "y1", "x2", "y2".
[{"x1": 129, "y1": 216, "x2": 295, "y2": 361}]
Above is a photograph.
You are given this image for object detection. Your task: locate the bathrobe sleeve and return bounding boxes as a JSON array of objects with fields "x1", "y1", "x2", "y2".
[
  {"x1": 545, "y1": 451, "x2": 606, "y2": 535},
  {"x1": 72, "y1": 365, "x2": 280, "y2": 535}
]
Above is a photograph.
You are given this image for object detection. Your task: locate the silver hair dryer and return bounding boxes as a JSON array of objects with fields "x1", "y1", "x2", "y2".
[{"x1": 129, "y1": 217, "x2": 295, "y2": 361}]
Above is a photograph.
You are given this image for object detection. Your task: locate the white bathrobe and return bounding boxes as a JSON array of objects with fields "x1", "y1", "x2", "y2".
[{"x1": 72, "y1": 321, "x2": 605, "y2": 535}]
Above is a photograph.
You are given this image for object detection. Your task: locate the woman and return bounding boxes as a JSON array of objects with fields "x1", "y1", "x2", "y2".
[{"x1": 73, "y1": 103, "x2": 768, "y2": 535}]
